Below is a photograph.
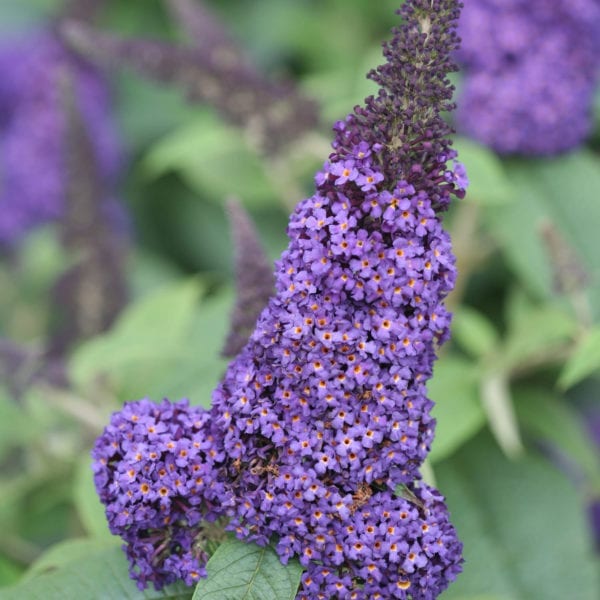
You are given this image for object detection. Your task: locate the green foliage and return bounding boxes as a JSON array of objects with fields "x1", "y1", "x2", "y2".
[
  {"x1": 192, "y1": 538, "x2": 303, "y2": 600},
  {"x1": 144, "y1": 114, "x2": 278, "y2": 207},
  {"x1": 69, "y1": 278, "x2": 204, "y2": 400},
  {"x1": 559, "y1": 326, "x2": 600, "y2": 389},
  {"x1": 3, "y1": 542, "x2": 192, "y2": 600},
  {"x1": 451, "y1": 306, "x2": 499, "y2": 359},
  {"x1": 453, "y1": 137, "x2": 514, "y2": 205},
  {"x1": 72, "y1": 457, "x2": 113, "y2": 539},
  {"x1": 485, "y1": 151, "x2": 600, "y2": 320},
  {"x1": 438, "y1": 431, "x2": 600, "y2": 600},
  {"x1": 429, "y1": 356, "x2": 486, "y2": 462}
]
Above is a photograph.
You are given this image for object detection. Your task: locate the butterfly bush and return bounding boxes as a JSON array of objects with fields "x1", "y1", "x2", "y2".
[
  {"x1": 456, "y1": 0, "x2": 600, "y2": 155},
  {"x1": 93, "y1": 1, "x2": 465, "y2": 597},
  {"x1": 0, "y1": 32, "x2": 121, "y2": 246}
]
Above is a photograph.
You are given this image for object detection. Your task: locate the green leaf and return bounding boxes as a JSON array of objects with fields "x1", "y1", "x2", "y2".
[
  {"x1": 72, "y1": 456, "x2": 113, "y2": 539},
  {"x1": 23, "y1": 539, "x2": 119, "y2": 581},
  {"x1": 69, "y1": 278, "x2": 203, "y2": 397},
  {"x1": 451, "y1": 306, "x2": 499, "y2": 358},
  {"x1": 0, "y1": 390, "x2": 35, "y2": 461},
  {"x1": 143, "y1": 114, "x2": 277, "y2": 207},
  {"x1": 143, "y1": 288, "x2": 233, "y2": 408},
  {"x1": 453, "y1": 137, "x2": 514, "y2": 205},
  {"x1": 5, "y1": 543, "x2": 192, "y2": 599},
  {"x1": 485, "y1": 152, "x2": 600, "y2": 320},
  {"x1": 501, "y1": 288, "x2": 576, "y2": 372},
  {"x1": 514, "y1": 387, "x2": 600, "y2": 491},
  {"x1": 559, "y1": 326, "x2": 600, "y2": 389},
  {"x1": 192, "y1": 538, "x2": 303, "y2": 600},
  {"x1": 428, "y1": 356, "x2": 486, "y2": 462},
  {"x1": 438, "y1": 431, "x2": 600, "y2": 600},
  {"x1": 0, "y1": 554, "x2": 23, "y2": 587}
]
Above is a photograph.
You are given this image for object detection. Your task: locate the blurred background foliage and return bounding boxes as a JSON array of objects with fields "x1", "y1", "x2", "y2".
[{"x1": 0, "y1": 1, "x2": 599, "y2": 598}]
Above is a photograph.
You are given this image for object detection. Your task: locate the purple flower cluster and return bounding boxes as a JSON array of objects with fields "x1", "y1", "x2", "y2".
[
  {"x1": 93, "y1": 1, "x2": 465, "y2": 597},
  {"x1": 456, "y1": 0, "x2": 600, "y2": 155},
  {"x1": 208, "y1": 1, "x2": 465, "y2": 597},
  {"x1": 0, "y1": 31, "x2": 121, "y2": 246},
  {"x1": 92, "y1": 399, "x2": 231, "y2": 590}
]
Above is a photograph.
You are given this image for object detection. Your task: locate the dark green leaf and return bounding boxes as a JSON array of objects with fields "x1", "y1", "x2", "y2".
[
  {"x1": 192, "y1": 538, "x2": 303, "y2": 600},
  {"x1": 514, "y1": 387, "x2": 600, "y2": 491},
  {"x1": 438, "y1": 431, "x2": 600, "y2": 600}
]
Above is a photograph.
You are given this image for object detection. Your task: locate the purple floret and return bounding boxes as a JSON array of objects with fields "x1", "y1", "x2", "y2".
[
  {"x1": 456, "y1": 0, "x2": 600, "y2": 155},
  {"x1": 0, "y1": 31, "x2": 121, "y2": 246}
]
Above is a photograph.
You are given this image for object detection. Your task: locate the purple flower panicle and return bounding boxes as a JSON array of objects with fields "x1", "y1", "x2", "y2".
[
  {"x1": 92, "y1": 399, "x2": 231, "y2": 590},
  {"x1": 210, "y1": 1, "x2": 464, "y2": 597},
  {"x1": 0, "y1": 32, "x2": 121, "y2": 246},
  {"x1": 456, "y1": 0, "x2": 600, "y2": 155}
]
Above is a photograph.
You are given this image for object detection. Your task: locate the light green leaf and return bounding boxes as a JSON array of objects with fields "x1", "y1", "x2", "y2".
[
  {"x1": 23, "y1": 538, "x2": 119, "y2": 581},
  {"x1": 143, "y1": 114, "x2": 277, "y2": 207},
  {"x1": 4, "y1": 543, "x2": 192, "y2": 599},
  {"x1": 453, "y1": 137, "x2": 514, "y2": 205},
  {"x1": 69, "y1": 278, "x2": 203, "y2": 396},
  {"x1": 451, "y1": 306, "x2": 499, "y2": 358},
  {"x1": 438, "y1": 432, "x2": 600, "y2": 600},
  {"x1": 429, "y1": 357, "x2": 486, "y2": 462},
  {"x1": 72, "y1": 456, "x2": 113, "y2": 539},
  {"x1": 501, "y1": 288, "x2": 576, "y2": 372},
  {"x1": 559, "y1": 326, "x2": 600, "y2": 389},
  {"x1": 192, "y1": 538, "x2": 303, "y2": 600},
  {"x1": 144, "y1": 288, "x2": 233, "y2": 408}
]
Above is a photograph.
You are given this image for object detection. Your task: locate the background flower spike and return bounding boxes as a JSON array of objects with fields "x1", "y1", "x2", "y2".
[
  {"x1": 60, "y1": 18, "x2": 319, "y2": 155},
  {"x1": 46, "y1": 73, "x2": 128, "y2": 357},
  {"x1": 221, "y1": 198, "x2": 274, "y2": 359}
]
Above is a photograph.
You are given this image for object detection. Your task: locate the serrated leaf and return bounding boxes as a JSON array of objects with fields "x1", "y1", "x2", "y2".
[
  {"x1": 438, "y1": 431, "x2": 600, "y2": 600},
  {"x1": 451, "y1": 306, "x2": 499, "y2": 358},
  {"x1": 192, "y1": 538, "x2": 303, "y2": 600},
  {"x1": 4, "y1": 543, "x2": 192, "y2": 599},
  {"x1": 453, "y1": 137, "x2": 514, "y2": 205},
  {"x1": 559, "y1": 326, "x2": 600, "y2": 389},
  {"x1": 428, "y1": 357, "x2": 486, "y2": 462}
]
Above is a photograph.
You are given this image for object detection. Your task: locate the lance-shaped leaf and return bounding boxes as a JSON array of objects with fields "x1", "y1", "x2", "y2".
[
  {"x1": 221, "y1": 199, "x2": 274, "y2": 358},
  {"x1": 60, "y1": 20, "x2": 319, "y2": 154},
  {"x1": 47, "y1": 74, "x2": 128, "y2": 357}
]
